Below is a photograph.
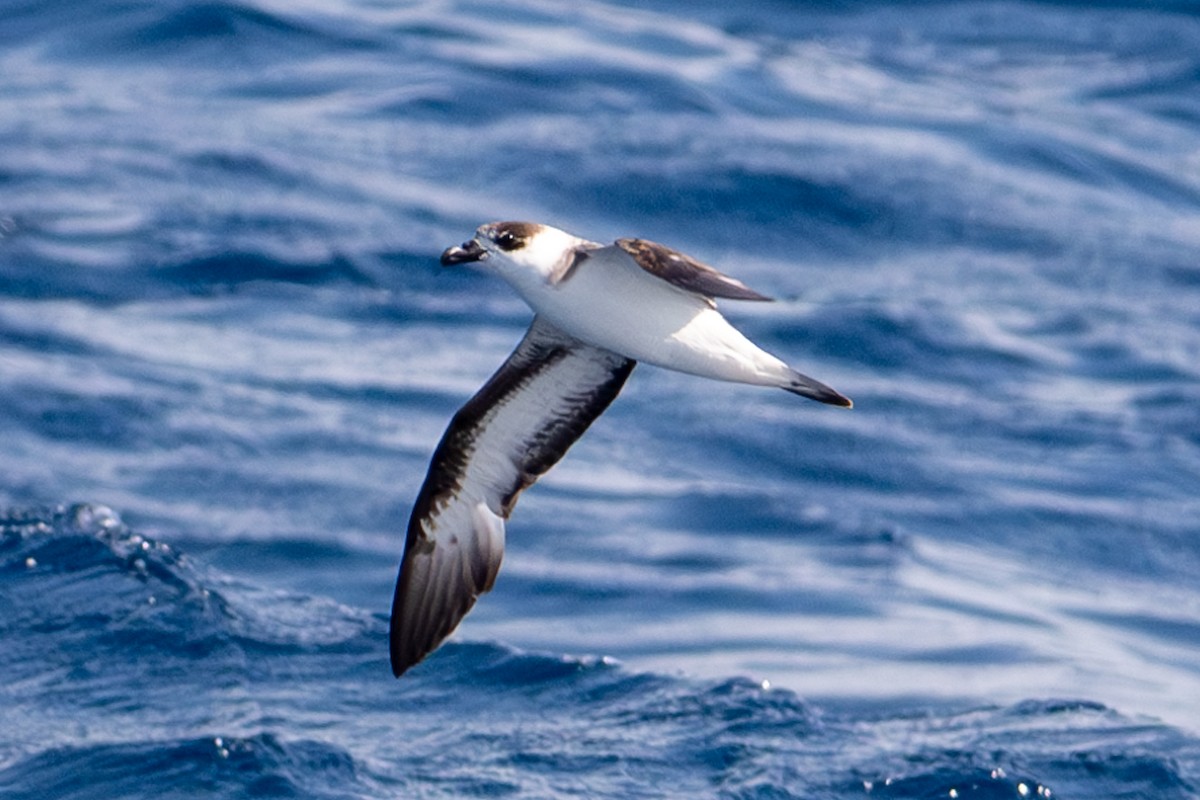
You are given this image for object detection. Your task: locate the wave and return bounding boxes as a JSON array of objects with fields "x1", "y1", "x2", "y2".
[{"x1": 3, "y1": 505, "x2": 1197, "y2": 798}]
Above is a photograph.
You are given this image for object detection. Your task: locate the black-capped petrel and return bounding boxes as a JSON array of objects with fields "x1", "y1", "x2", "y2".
[{"x1": 389, "y1": 221, "x2": 851, "y2": 677}]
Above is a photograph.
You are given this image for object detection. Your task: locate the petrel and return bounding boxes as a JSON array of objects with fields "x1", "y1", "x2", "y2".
[{"x1": 389, "y1": 221, "x2": 851, "y2": 677}]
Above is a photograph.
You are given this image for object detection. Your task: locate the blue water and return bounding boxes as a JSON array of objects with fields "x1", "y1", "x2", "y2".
[{"x1": 3, "y1": 0, "x2": 1200, "y2": 796}]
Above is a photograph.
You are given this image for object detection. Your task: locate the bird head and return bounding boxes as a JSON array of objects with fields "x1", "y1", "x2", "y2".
[{"x1": 441, "y1": 221, "x2": 590, "y2": 288}]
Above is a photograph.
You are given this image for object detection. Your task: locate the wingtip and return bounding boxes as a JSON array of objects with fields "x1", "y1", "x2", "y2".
[
  {"x1": 389, "y1": 643, "x2": 411, "y2": 677},
  {"x1": 388, "y1": 627, "x2": 418, "y2": 678},
  {"x1": 389, "y1": 624, "x2": 437, "y2": 678},
  {"x1": 716, "y1": 281, "x2": 774, "y2": 302}
]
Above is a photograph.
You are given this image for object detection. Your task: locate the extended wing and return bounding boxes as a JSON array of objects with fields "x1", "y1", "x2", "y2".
[
  {"x1": 613, "y1": 238, "x2": 773, "y2": 302},
  {"x1": 389, "y1": 316, "x2": 636, "y2": 676}
]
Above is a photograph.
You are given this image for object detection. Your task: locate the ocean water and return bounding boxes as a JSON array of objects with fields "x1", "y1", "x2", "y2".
[{"x1": 3, "y1": 0, "x2": 1200, "y2": 797}]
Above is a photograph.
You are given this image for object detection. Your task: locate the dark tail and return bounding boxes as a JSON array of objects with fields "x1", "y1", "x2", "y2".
[{"x1": 783, "y1": 370, "x2": 852, "y2": 407}]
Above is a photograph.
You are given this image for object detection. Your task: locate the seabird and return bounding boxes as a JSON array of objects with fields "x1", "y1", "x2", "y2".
[{"x1": 390, "y1": 221, "x2": 851, "y2": 677}]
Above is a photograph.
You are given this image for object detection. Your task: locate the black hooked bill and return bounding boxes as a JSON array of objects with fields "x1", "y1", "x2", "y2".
[{"x1": 441, "y1": 239, "x2": 486, "y2": 266}]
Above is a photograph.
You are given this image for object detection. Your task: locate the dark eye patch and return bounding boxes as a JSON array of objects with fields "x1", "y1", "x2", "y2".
[{"x1": 490, "y1": 221, "x2": 539, "y2": 252}]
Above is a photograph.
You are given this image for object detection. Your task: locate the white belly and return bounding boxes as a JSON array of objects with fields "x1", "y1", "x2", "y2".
[{"x1": 513, "y1": 256, "x2": 792, "y2": 388}]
